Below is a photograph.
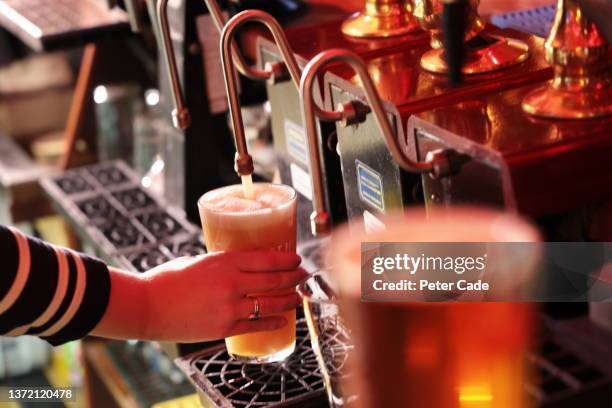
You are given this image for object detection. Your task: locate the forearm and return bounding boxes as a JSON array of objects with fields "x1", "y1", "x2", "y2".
[
  {"x1": 0, "y1": 224, "x2": 111, "y2": 345},
  {"x1": 91, "y1": 267, "x2": 148, "y2": 340}
]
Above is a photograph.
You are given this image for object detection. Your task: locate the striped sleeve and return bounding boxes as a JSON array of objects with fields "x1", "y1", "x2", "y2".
[{"x1": 0, "y1": 224, "x2": 111, "y2": 346}]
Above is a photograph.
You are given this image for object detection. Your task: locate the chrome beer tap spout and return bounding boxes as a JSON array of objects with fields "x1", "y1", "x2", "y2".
[
  {"x1": 158, "y1": 0, "x2": 336, "y2": 127},
  {"x1": 220, "y1": 10, "x2": 334, "y2": 177},
  {"x1": 157, "y1": 0, "x2": 191, "y2": 129},
  {"x1": 300, "y1": 49, "x2": 459, "y2": 236},
  {"x1": 156, "y1": 0, "x2": 271, "y2": 131}
]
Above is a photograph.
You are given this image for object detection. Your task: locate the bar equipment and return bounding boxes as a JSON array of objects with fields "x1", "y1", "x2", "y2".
[
  {"x1": 320, "y1": 24, "x2": 550, "y2": 229},
  {"x1": 301, "y1": 14, "x2": 612, "y2": 403},
  {"x1": 255, "y1": 12, "x2": 428, "y2": 243},
  {"x1": 408, "y1": 85, "x2": 612, "y2": 218},
  {"x1": 521, "y1": 0, "x2": 612, "y2": 119},
  {"x1": 156, "y1": 0, "x2": 238, "y2": 221},
  {"x1": 341, "y1": 0, "x2": 420, "y2": 38},
  {"x1": 297, "y1": 43, "x2": 528, "y2": 404},
  {"x1": 300, "y1": 48, "x2": 456, "y2": 236},
  {"x1": 40, "y1": 161, "x2": 204, "y2": 273},
  {"x1": 158, "y1": 0, "x2": 344, "y2": 226},
  {"x1": 407, "y1": 0, "x2": 612, "y2": 223},
  {"x1": 174, "y1": 317, "x2": 347, "y2": 407},
  {"x1": 296, "y1": 47, "x2": 460, "y2": 407},
  {"x1": 298, "y1": 272, "x2": 355, "y2": 408},
  {"x1": 406, "y1": 4, "x2": 612, "y2": 395},
  {"x1": 413, "y1": 0, "x2": 530, "y2": 74}
]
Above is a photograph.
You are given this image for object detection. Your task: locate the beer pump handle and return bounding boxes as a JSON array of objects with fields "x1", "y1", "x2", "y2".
[
  {"x1": 157, "y1": 0, "x2": 191, "y2": 129},
  {"x1": 442, "y1": 0, "x2": 468, "y2": 86},
  {"x1": 300, "y1": 49, "x2": 458, "y2": 236}
]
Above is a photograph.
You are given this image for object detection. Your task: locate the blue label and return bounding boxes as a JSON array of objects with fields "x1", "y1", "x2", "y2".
[{"x1": 356, "y1": 160, "x2": 385, "y2": 213}]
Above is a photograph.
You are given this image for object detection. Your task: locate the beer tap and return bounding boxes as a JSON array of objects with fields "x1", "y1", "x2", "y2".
[
  {"x1": 206, "y1": 0, "x2": 350, "y2": 113},
  {"x1": 220, "y1": 10, "x2": 343, "y2": 177},
  {"x1": 300, "y1": 49, "x2": 459, "y2": 236},
  {"x1": 522, "y1": 0, "x2": 612, "y2": 119},
  {"x1": 157, "y1": 0, "x2": 339, "y2": 131},
  {"x1": 156, "y1": 0, "x2": 192, "y2": 129},
  {"x1": 413, "y1": 0, "x2": 529, "y2": 74},
  {"x1": 341, "y1": 0, "x2": 420, "y2": 38},
  {"x1": 156, "y1": 0, "x2": 271, "y2": 130}
]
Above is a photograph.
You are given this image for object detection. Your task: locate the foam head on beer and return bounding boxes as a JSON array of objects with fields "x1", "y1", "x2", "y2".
[
  {"x1": 201, "y1": 183, "x2": 294, "y2": 213},
  {"x1": 199, "y1": 183, "x2": 297, "y2": 253}
]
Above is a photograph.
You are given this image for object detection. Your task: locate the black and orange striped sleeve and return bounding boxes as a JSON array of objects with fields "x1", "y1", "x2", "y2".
[{"x1": 0, "y1": 224, "x2": 111, "y2": 346}]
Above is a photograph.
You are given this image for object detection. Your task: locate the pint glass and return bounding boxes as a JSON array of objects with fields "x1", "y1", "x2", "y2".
[
  {"x1": 198, "y1": 183, "x2": 298, "y2": 363},
  {"x1": 329, "y1": 207, "x2": 541, "y2": 407}
]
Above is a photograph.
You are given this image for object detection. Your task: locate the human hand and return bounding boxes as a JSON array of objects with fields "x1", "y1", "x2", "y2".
[{"x1": 139, "y1": 251, "x2": 306, "y2": 343}]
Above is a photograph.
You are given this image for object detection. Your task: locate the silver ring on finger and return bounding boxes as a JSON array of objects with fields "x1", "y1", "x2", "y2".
[{"x1": 248, "y1": 297, "x2": 260, "y2": 321}]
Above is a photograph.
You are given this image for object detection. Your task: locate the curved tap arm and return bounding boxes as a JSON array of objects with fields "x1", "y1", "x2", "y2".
[
  {"x1": 221, "y1": 10, "x2": 341, "y2": 176},
  {"x1": 157, "y1": 0, "x2": 191, "y2": 129},
  {"x1": 159, "y1": 1, "x2": 339, "y2": 131},
  {"x1": 220, "y1": 9, "x2": 341, "y2": 121},
  {"x1": 300, "y1": 49, "x2": 454, "y2": 236}
]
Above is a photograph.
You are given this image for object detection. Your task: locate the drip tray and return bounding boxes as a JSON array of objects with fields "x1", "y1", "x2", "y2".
[{"x1": 175, "y1": 318, "x2": 344, "y2": 408}]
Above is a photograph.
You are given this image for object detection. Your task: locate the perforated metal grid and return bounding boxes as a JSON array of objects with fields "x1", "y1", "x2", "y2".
[
  {"x1": 175, "y1": 317, "x2": 352, "y2": 408},
  {"x1": 528, "y1": 334, "x2": 612, "y2": 406},
  {"x1": 40, "y1": 161, "x2": 205, "y2": 273}
]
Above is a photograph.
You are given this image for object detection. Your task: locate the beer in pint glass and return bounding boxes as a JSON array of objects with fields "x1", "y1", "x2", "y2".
[
  {"x1": 329, "y1": 207, "x2": 541, "y2": 407},
  {"x1": 198, "y1": 183, "x2": 297, "y2": 363}
]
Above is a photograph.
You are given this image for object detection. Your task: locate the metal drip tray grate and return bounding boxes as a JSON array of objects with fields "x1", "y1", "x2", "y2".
[
  {"x1": 174, "y1": 315, "x2": 611, "y2": 408},
  {"x1": 40, "y1": 161, "x2": 205, "y2": 273},
  {"x1": 530, "y1": 318, "x2": 612, "y2": 407},
  {"x1": 528, "y1": 336, "x2": 612, "y2": 406},
  {"x1": 176, "y1": 317, "x2": 352, "y2": 407}
]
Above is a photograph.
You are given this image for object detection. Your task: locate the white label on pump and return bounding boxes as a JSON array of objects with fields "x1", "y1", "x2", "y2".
[
  {"x1": 290, "y1": 163, "x2": 313, "y2": 201},
  {"x1": 363, "y1": 210, "x2": 386, "y2": 234},
  {"x1": 285, "y1": 120, "x2": 309, "y2": 166}
]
